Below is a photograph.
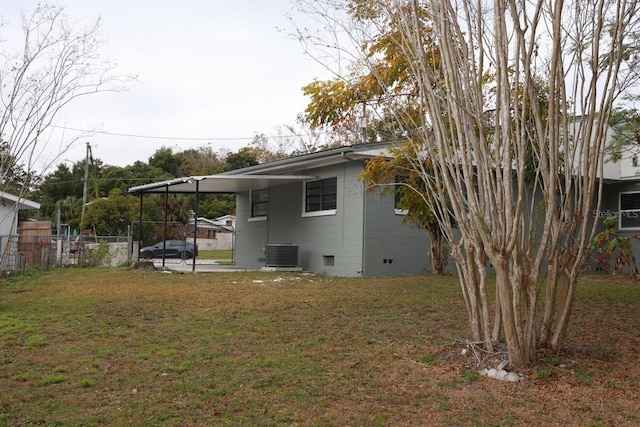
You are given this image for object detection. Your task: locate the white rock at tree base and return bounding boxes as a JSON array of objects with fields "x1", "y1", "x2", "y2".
[
  {"x1": 505, "y1": 372, "x2": 521, "y2": 382},
  {"x1": 495, "y1": 369, "x2": 509, "y2": 380},
  {"x1": 479, "y1": 367, "x2": 524, "y2": 382}
]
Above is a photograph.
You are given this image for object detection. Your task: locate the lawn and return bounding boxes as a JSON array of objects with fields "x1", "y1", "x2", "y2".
[
  {"x1": 0, "y1": 268, "x2": 638, "y2": 426},
  {"x1": 197, "y1": 249, "x2": 233, "y2": 261}
]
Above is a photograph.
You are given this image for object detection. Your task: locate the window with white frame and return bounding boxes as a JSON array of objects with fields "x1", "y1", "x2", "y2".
[
  {"x1": 619, "y1": 192, "x2": 640, "y2": 229},
  {"x1": 250, "y1": 188, "x2": 268, "y2": 218},
  {"x1": 304, "y1": 177, "x2": 337, "y2": 216}
]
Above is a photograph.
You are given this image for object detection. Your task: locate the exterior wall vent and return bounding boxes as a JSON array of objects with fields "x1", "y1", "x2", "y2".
[{"x1": 265, "y1": 244, "x2": 299, "y2": 267}]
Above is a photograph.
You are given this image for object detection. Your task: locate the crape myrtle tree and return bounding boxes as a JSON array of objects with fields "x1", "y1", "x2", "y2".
[{"x1": 295, "y1": 0, "x2": 640, "y2": 368}]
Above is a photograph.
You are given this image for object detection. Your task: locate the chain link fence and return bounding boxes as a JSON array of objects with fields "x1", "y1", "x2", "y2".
[
  {"x1": 0, "y1": 220, "x2": 216, "y2": 274},
  {"x1": 0, "y1": 234, "x2": 133, "y2": 273}
]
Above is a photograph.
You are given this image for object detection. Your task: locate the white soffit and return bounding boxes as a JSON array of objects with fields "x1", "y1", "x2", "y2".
[{"x1": 128, "y1": 174, "x2": 318, "y2": 194}]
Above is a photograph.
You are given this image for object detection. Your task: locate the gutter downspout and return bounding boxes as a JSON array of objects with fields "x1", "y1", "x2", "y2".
[{"x1": 162, "y1": 185, "x2": 168, "y2": 268}]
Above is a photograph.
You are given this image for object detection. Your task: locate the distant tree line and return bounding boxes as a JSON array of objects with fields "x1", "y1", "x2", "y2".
[
  {"x1": 21, "y1": 120, "x2": 341, "y2": 237},
  {"x1": 30, "y1": 144, "x2": 263, "y2": 236}
]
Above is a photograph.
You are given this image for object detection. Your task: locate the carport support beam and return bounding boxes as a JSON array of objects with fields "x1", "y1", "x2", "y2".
[
  {"x1": 163, "y1": 185, "x2": 169, "y2": 268},
  {"x1": 192, "y1": 180, "x2": 199, "y2": 272},
  {"x1": 138, "y1": 192, "x2": 144, "y2": 262}
]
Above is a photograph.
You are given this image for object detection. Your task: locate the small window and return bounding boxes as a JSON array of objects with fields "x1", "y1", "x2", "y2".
[
  {"x1": 251, "y1": 188, "x2": 268, "y2": 218},
  {"x1": 620, "y1": 192, "x2": 640, "y2": 229},
  {"x1": 323, "y1": 255, "x2": 335, "y2": 266},
  {"x1": 304, "y1": 177, "x2": 337, "y2": 215}
]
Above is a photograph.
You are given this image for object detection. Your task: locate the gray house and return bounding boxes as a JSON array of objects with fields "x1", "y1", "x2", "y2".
[
  {"x1": 129, "y1": 142, "x2": 432, "y2": 277},
  {"x1": 224, "y1": 140, "x2": 640, "y2": 276},
  {"x1": 223, "y1": 142, "x2": 432, "y2": 277},
  {"x1": 129, "y1": 138, "x2": 640, "y2": 277}
]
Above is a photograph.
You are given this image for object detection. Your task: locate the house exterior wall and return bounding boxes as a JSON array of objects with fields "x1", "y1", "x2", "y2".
[
  {"x1": 602, "y1": 128, "x2": 640, "y2": 181},
  {"x1": 362, "y1": 188, "x2": 432, "y2": 276},
  {"x1": 0, "y1": 204, "x2": 18, "y2": 257},
  {"x1": 233, "y1": 158, "x2": 437, "y2": 277},
  {"x1": 596, "y1": 181, "x2": 640, "y2": 265},
  {"x1": 599, "y1": 181, "x2": 640, "y2": 231},
  {"x1": 0, "y1": 204, "x2": 17, "y2": 236},
  {"x1": 234, "y1": 162, "x2": 366, "y2": 277},
  {"x1": 278, "y1": 162, "x2": 364, "y2": 277},
  {"x1": 234, "y1": 192, "x2": 269, "y2": 267}
]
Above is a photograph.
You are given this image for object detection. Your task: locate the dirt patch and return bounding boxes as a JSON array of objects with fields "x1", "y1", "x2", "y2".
[{"x1": 131, "y1": 261, "x2": 156, "y2": 270}]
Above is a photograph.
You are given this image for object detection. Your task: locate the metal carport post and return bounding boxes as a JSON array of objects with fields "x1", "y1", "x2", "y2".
[
  {"x1": 192, "y1": 180, "x2": 199, "y2": 272},
  {"x1": 137, "y1": 192, "x2": 143, "y2": 262}
]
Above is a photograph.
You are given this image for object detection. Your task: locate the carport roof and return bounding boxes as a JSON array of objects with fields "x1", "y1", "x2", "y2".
[{"x1": 127, "y1": 174, "x2": 318, "y2": 195}]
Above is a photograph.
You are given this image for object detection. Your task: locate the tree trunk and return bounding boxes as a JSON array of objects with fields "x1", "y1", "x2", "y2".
[
  {"x1": 493, "y1": 258, "x2": 535, "y2": 368},
  {"x1": 549, "y1": 268, "x2": 578, "y2": 352},
  {"x1": 427, "y1": 228, "x2": 447, "y2": 275}
]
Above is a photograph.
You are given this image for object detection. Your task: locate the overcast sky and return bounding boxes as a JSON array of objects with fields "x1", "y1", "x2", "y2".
[{"x1": 1, "y1": 0, "x2": 332, "y2": 170}]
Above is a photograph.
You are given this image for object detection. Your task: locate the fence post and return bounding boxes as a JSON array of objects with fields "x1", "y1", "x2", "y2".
[{"x1": 16, "y1": 252, "x2": 25, "y2": 273}]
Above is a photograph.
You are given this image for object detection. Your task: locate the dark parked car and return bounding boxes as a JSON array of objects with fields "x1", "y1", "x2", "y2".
[{"x1": 139, "y1": 240, "x2": 198, "y2": 260}]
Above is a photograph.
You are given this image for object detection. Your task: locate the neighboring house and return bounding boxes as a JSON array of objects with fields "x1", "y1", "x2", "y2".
[
  {"x1": 0, "y1": 191, "x2": 41, "y2": 240},
  {"x1": 186, "y1": 216, "x2": 234, "y2": 250},
  {"x1": 212, "y1": 214, "x2": 236, "y2": 229},
  {"x1": 0, "y1": 192, "x2": 40, "y2": 236},
  {"x1": 597, "y1": 134, "x2": 640, "y2": 269},
  {"x1": 0, "y1": 192, "x2": 41, "y2": 269}
]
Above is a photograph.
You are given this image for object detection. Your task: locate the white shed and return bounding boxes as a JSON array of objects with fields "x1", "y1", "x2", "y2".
[{"x1": 0, "y1": 191, "x2": 41, "y2": 256}]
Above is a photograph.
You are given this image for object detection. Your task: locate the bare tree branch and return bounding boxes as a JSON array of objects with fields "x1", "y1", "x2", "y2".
[{"x1": 0, "y1": 4, "x2": 133, "y2": 269}]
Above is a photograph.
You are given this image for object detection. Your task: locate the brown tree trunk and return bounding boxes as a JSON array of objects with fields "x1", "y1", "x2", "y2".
[
  {"x1": 427, "y1": 228, "x2": 447, "y2": 275},
  {"x1": 494, "y1": 259, "x2": 535, "y2": 368}
]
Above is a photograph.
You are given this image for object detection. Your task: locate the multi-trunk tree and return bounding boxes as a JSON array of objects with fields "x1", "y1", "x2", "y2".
[{"x1": 295, "y1": 0, "x2": 640, "y2": 368}]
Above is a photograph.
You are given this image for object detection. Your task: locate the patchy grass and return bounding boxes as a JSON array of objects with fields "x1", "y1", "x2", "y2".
[
  {"x1": 197, "y1": 249, "x2": 233, "y2": 260},
  {"x1": 0, "y1": 268, "x2": 638, "y2": 426}
]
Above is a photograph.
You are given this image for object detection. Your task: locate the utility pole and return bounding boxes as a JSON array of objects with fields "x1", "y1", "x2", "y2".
[{"x1": 80, "y1": 142, "x2": 90, "y2": 230}]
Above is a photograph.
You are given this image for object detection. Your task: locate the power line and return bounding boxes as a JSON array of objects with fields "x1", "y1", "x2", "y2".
[
  {"x1": 43, "y1": 178, "x2": 165, "y2": 184},
  {"x1": 49, "y1": 124, "x2": 322, "y2": 142},
  {"x1": 50, "y1": 124, "x2": 255, "y2": 141}
]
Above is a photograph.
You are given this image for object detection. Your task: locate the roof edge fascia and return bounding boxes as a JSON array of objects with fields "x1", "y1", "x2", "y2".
[
  {"x1": 221, "y1": 141, "x2": 396, "y2": 176},
  {"x1": 221, "y1": 146, "x2": 355, "y2": 176}
]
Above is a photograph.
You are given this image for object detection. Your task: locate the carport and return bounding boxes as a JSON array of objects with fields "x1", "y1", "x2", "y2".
[{"x1": 128, "y1": 174, "x2": 316, "y2": 272}]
